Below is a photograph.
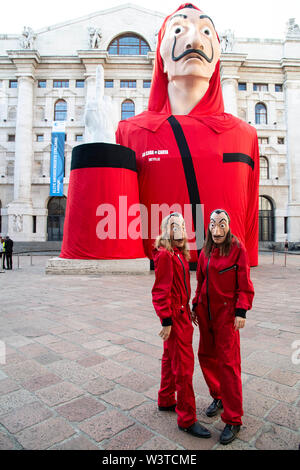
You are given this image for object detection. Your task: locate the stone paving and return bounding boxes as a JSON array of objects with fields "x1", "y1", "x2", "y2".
[{"x1": 0, "y1": 252, "x2": 299, "y2": 450}]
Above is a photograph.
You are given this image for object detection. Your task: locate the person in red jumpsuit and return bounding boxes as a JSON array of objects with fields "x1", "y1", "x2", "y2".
[
  {"x1": 116, "y1": 3, "x2": 259, "y2": 267},
  {"x1": 192, "y1": 208, "x2": 255, "y2": 445},
  {"x1": 152, "y1": 212, "x2": 211, "y2": 438}
]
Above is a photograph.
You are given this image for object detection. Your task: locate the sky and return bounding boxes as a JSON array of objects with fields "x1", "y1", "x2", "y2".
[{"x1": 1, "y1": 0, "x2": 300, "y2": 39}]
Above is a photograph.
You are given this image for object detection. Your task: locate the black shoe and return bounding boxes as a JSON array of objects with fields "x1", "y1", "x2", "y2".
[
  {"x1": 158, "y1": 404, "x2": 176, "y2": 412},
  {"x1": 206, "y1": 399, "x2": 223, "y2": 417},
  {"x1": 220, "y1": 424, "x2": 240, "y2": 445},
  {"x1": 179, "y1": 421, "x2": 211, "y2": 438}
]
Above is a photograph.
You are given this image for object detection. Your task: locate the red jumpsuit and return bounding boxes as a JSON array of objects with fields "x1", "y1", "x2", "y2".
[
  {"x1": 192, "y1": 237, "x2": 254, "y2": 426},
  {"x1": 116, "y1": 3, "x2": 259, "y2": 267},
  {"x1": 152, "y1": 246, "x2": 196, "y2": 429}
]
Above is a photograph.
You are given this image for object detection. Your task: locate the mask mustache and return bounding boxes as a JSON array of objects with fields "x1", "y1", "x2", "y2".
[{"x1": 172, "y1": 36, "x2": 214, "y2": 63}]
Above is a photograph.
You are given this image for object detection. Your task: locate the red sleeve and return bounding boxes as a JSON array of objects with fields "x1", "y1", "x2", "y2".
[
  {"x1": 236, "y1": 243, "x2": 255, "y2": 311},
  {"x1": 192, "y1": 250, "x2": 204, "y2": 305},
  {"x1": 116, "y1": 121, "x2": 128, "y2": 147},
  {"x1": 151, "y1": 249, "x2": 174, "y2": 324},
  {"x1": 245, "y1": 130, "x2": 259, "y2": 267}
]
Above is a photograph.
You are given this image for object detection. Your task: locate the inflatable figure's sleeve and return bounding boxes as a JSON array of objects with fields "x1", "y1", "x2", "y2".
[
  {"x1": 245, "y1": 131, "x2": 260, "y2": 267},
  {"x1": 116, "y1": 122, "x2": 128, "y2": 148}
]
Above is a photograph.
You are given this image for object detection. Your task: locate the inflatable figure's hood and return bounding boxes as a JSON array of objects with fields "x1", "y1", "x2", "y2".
[{"x1": 128, "y1": 3, "x2": 240, "y2": 134}]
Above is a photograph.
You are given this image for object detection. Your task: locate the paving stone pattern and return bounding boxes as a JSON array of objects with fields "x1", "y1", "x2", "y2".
[{"x1": 0, "y1": 253, "x2": 299, "y2": 450}]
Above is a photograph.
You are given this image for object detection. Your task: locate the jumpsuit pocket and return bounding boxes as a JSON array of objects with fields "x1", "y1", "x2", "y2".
[{"x1": 218, "y1": 265, "x2": 237, "y2": 292}]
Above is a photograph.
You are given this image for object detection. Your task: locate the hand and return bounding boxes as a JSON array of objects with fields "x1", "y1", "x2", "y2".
[
  {"x1": 159, "y1": 326, "x2": 172, "y2": 341},
  {"x1": 234, "y1": 316, "x2": 246, "y2": 331},
  {"x1": 191, "y1": 310, "x2": 198, "y2": 326}
]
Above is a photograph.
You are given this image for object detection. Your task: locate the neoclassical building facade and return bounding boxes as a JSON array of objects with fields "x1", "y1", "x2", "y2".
[{"x1": 0, "y1": 4, "x2": 299, "y2": 245}]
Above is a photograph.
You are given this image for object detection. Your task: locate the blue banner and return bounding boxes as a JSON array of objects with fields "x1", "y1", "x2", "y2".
[{"x1": 50, "y1": 121, "x2": 65, "y2": 196}]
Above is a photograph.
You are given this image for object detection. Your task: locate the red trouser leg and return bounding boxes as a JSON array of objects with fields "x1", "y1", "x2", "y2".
[
  {"x1": 158, "y1": 342, "x2": 176, "y2": 408},
  {"x1": 213, "y1": 309, "x2": 243, "y2": 426},
  {"x1": 158, "y1": 310, "x2": 197, "y2": 428},
  {"x1": 198, "y1": 303, "x2": 243, "y2": 426},
  {"x1": 197, "y1": 304, "x2": 222, "y2": 400}
]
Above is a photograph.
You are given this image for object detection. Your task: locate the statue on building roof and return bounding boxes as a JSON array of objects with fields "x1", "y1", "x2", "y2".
[{"x1": 19, "y1": 26, "x2": 36, "y2": 49}]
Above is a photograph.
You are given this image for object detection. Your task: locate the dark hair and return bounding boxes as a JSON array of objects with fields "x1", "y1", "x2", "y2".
[{"x1": 203, "y1": 209, "x2": 238, "y2": 257}]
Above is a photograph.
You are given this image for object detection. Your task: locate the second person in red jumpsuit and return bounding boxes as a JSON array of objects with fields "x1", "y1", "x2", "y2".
[{"x1": 192, "y1": 209, "x2": 255, "y2": 445}]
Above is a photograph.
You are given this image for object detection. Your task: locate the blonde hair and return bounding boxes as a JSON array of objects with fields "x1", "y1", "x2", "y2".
[{"x1": 154, "y1": 212, "x2": 190, "y2": 261}]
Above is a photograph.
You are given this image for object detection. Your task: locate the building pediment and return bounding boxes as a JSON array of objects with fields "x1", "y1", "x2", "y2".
[{"x1": 32, "y1": 4, "x2": 164, "y2": 56}]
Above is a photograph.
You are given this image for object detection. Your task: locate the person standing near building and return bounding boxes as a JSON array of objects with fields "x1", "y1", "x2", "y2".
[
  {"x1": 152, "y1": 212, "x2": 211, "y2": 439},
  {"x1": 0, "y1": 238, "x2": 4, "y2": 272},
  {"x1": 192, "y1": 209, "x2": 254, "y2": 445},
  {"x1": 4, "y1": 236, "x2": 13, "y2": 270}
]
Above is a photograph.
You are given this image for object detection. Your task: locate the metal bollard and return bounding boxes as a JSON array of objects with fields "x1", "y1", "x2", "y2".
[
  {"x1": 18, "y1": 254, "x2": 20, "y2": 269},
  {"x1": 272, "y1": 249, "x2": 275, "y2": 264}
]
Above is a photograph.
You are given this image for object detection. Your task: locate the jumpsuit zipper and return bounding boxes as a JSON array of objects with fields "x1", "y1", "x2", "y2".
[
  {"x1": 177, "y1": 253, "x2": 190, "y2": 317},
  {"x1": 218, "y1": 264, "x2": 237, "y2": 274},
  {"x1": 206, "y1": 254, "x2": 212, "y2": 320}
]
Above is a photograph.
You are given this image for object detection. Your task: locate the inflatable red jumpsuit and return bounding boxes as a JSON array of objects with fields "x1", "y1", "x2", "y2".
[
  {"x1": 116, "y1": 3, "x2": 259, "y2": 267},
  {"x1": 192, "y1": 237, "x2": 254, "y2": 425},
  {"x1": 152, "y1": 246, "x2": 196, "y2": 428}
]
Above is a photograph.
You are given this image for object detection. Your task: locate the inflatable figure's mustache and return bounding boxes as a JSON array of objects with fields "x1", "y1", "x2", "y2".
[{"x1": 172, "y1": 36, "x2": 214, "y2": 63}]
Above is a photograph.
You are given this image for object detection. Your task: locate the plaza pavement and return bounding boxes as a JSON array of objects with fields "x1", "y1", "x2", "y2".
[{"x1": 0, "y1": 252, "x2": 299, "y2": 451}]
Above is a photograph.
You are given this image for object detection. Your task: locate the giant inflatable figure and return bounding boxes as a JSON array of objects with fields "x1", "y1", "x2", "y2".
[{"x1": 116, "y1": 3, "x2": 259, "y2": 266}]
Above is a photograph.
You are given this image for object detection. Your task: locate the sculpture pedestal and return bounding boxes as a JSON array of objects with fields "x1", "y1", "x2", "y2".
[{"x1": 45, "y1": 257, "x2": 150, "y2": 275}]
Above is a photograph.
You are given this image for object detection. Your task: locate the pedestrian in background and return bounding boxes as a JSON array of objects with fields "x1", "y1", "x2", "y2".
[{"x1": 3, "y1": 236, "x2": 13, "y2": 270}]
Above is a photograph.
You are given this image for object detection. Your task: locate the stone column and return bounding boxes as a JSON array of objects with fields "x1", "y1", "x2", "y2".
[
  {"x1": 283, "y1": 66, "x2": 300, "y2": 242},
  {"x1": 5, "y1": 51, "x2": 40, "y2": 241},
  {"x1": 220, "y1": 55, "x2": 247, "y2": 117},
  {"x1": 221, "y1": 77, "x2": 238, "y2": 116},
  {"x1": 14, "y1": 76, "x2": 34, "y2": 202}
]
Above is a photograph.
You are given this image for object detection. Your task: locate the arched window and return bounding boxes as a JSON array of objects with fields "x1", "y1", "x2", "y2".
[
  {"x1": 259, "y1": 196, "x2": 274, "y2": 241},
  {"x1": 108, "y1": 34, "x2": 150, "y2": 55},
  {"x1": 121, "y1": 100, "x2": 135, "y2": 120},
  {"x1": 255, "y1": 102, "x2": 267, "y2": 125},
  {"x1": 54, "y1": 100, "x2": 67, "y2": 121},
  {"x1": 47, "y1": 196, "x2": 66, "y2": 241},
  {"x1": 260, "y1": 156, "x2": 269, "y2": 179}
]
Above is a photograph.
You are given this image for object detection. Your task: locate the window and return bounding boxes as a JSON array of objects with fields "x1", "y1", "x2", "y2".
[
  {"x1": 108, "y1": 34, "x2": 150, "y2": 55},
  {"x1": 260, "y1": 156, "x2": 269, "y2": 179},
  {"x1": 76, "y1": 80, "x2": 85, "y2": 88},
  {"x1": 121, "y1": 100, "x2": 135, "y2": 120},
  {"x1": 53, "y1": 80, "x2": 69, "y2": 88},
  {"x1": 9, "y1": 80, "x2": 18, "y2": 88},
  {"x1": 54, "y1": 100, "x2": 67, "y2": 121},
  {"x1": 38, "y1": 80, "x2": 46, "y2": 88},
  {"x1": 120, "y1": 80, "x2": 136, "y2": 88},
  {"x1": 238, "y1": 83, "x2": 246, "y2": 91},
  {"x1": 259, "y1": 196, "x2": 275, "y2": 241},
  {"x1": 253, "y1": 83, "x2": 268, "y2": 92},
  {"x1": 105, "y1": 80, "x2": 114, "y2": 88},
  {"x1": 255, "y1": 103, "x2": 267, "y2": 125},
  {"x1": 143, "y1": 80, "x2": 151, "y2": 88},
  {"x1": 8, "y1": 134, "x2": 15, "y2": 142},
  {"x1": 75, "y1": 134, "x2": 83, "y2": 142},
  {"x1": 275, "y1": 84, "x2": 283, "y2": 92},
  {"x1": 284, "y1": 217, "x2": 288, "y2": 234},
  {"x1": 277, "y1": 137, "x2": 285, "y2": 144},
  {"x1": 36, "y1": 134, "x2": 44, "y2": 142},
  {"x1": 258, "y1": 137, "x2": 269, "y2": 144}
]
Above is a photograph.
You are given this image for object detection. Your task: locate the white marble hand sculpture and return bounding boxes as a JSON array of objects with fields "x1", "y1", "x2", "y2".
[{"x1": 84, "y1": 65, "x2": 118, "y2": 144}]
